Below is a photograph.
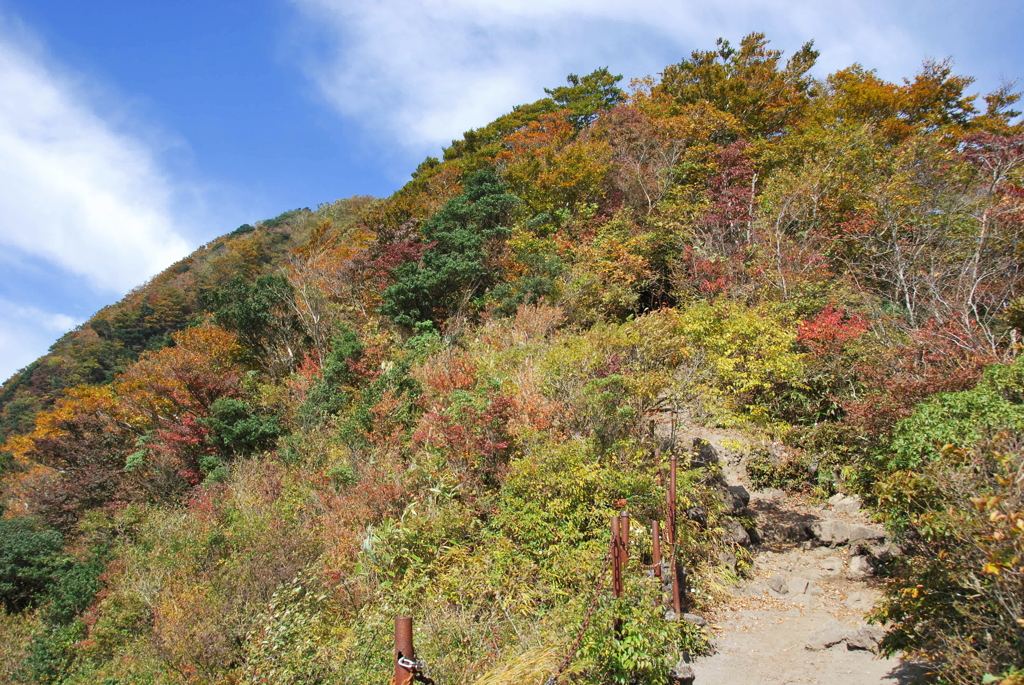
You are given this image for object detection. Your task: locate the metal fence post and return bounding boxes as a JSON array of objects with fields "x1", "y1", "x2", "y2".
[
  {"x1": 651, "y1": 520, "x2": 662, "y2": 578},
  {"x1": 394, "y1": 616, "x2": 414, "y2": 685},
  {"x1": 669, "y1": 454, "x2": 682, "y2": 615}
]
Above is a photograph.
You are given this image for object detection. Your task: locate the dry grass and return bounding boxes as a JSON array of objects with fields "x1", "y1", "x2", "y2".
[{"x1": 468, "y1": 645, "x2": 561, "y2": 685}]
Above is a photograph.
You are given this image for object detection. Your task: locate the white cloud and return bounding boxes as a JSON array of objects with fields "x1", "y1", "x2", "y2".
[
  {"x1": 0, "y1": 297, "x2": 81, "y2": 382},
  {"x1": 290, "y1": 0, "x2": 923, "y2": 154},
  {"x1": 0, "y1": 19, "x2": 191, "y2": 295}
]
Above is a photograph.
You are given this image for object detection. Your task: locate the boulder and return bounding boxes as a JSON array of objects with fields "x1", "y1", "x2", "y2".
[
  {"x1": 726, "y1": 485, "x2": 750, "y2": 510},
  {"x1": 718, "y1": 550, "x2": 737, "y2": 572},
  {"x1": 833, "y1": 495, "x2": 862, "y2": 513},
  {"x1": 847, "y1": 555, "x2": 875, "y2": 580},
  {"x1": 869, "y1": 541, "x2": 903, "y2": 562},
  {"x1": 758, "y1": 518, "x2": 813, "y2": 543},
  {"x1": 846, "y1": 524, "x2": 886, "y2": 543},
  {"x1": 723, "y1": 518, "x2": 751, "y2": 546},
  {"x1": 805, "y1": 619, "x2": 849, "y2": 651},
  {"x1": 691, "y1": 438, "x2": 719, "y2": 468},
  {"x1": 669, "y1": 659, "x2": 696, "y2": 685},
  {"x1": 682, "y1": 613, "x2": 707, "y2": 627},
  {"x1": 685, "y1": 506, "x2": 708, "y2": 528},
  {"x1": 846, "y1": 624, "x2": 885, "y2": 652},
  {"x1": 810, "y1": 519, "x2": 849, "y2": 544},
  {"x1": 768, "y1": 573, "x2": 788, "y2": 594}
]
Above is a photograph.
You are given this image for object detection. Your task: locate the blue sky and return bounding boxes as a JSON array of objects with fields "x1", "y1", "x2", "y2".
[{"x1": 0, "y1": 0, "x2": 1021, "y2": 383}]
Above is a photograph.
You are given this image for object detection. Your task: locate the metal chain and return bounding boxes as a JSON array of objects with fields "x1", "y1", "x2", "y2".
[
  {"x1": 397, "y1": 657, "x2": 435, "y2": 684},
  {"x1": 544, "y1": 549, "x2": 613, "y2": 685}
]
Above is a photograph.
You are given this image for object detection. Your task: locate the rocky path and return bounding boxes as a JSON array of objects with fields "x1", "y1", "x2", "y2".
[
  {"x1": 689, "y1": 488, "x2": 927, "y2": 685},
  {"x1": 645, "y1": 424, "x2": 932, "y2": 685}
]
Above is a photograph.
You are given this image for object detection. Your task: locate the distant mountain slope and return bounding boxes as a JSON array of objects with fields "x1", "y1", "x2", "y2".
[{"x1": 0, "y1": 199, "x2": 370, "y2": 440}]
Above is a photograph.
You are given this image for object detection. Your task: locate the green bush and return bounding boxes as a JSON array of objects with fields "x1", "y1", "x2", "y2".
[
  {"x1": 871, "y1": 357, "x2": 1024, "y2": 682},
  {"x1": 0, "y1": 518, "x2": 64, "y2": 613},
  {"x1": 204, "y1": 397, "x2": 280, "y2": 456},
  {"x1": 887, "y1": 355, "x2": 1024, "y2": 471},
  {"x1": 747, "y1": 452, "x2": 814, "y2": 491}
]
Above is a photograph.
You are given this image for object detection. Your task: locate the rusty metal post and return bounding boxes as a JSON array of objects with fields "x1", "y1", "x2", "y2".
[
  {"x1": 668, "y1": 454, "x2": 678, "y2": 546},
  {"x1": 619, "y1": 512, "x2": 630, "y2": 556},
  {"x1": 394, "y1": 616, "x2": 414, "y2": 685},
  {"x1": 651, "y1": 520, "x2": 662, "y2": 578},
  {"x1": 669, "y1": 453, "x2": 682, "y2": 615},
  {"x1": 610, "y1": 516, "x2": 623, "y2": 598},
  {"x1": 610, "y1": 516, "x2": 624, "y2": 637}
]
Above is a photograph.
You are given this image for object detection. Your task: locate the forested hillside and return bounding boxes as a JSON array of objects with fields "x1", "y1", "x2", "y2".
[{"x1": 1, "y1": 33, "x2": 1022, "y2": 684}]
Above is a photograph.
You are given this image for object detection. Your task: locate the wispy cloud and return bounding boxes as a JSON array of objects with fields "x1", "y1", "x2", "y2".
[
  {"x1": 0, "y1": 297, "x2": 81, "y2": 380},
  {"x1": 0, "y1": 17, "x2": 191, "y2": 295},
  {"x1": 290, "y1": 0, "x2": 920, "y2": 154}
]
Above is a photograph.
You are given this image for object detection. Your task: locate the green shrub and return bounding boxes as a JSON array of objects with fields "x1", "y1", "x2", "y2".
[
  {"x1": 0, "y1": 518, "x2": 64, "y2": 613},
  {"x1": 747, "y1": 452, "x2": 814, "y2": 491}
]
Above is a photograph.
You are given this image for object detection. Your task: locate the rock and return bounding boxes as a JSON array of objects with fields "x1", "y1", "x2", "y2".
[
  {"x1": 806, "y1": 581, "x2": 824, "y2": 597},
  {"x1": 845, "y1": 591, "x2": 872, "y2": 609},
  {"x1": 669, "y1": 659, "x2": 696, "y2": 685},
  {"x1": 828, "y1": 493, "x2": 845, "y2": 505},
  {"x1": 790, "y1": 593, "x2": 816, "y2": 606},
  {"x1": 768, "y1": 573, "x2": 788, "y2": 594},
  {"x1": 723, "y1": 518, "x2": 751, "y2": 546},
  {"x1": 832, "y1": 494, "x2": 862, "y2": 513},
  {"x1": 664, "y1": 609, "x2": 679, "y2": 622},
  {"x1": 805, "y1": 619, "x2": 849, "y2": 651},
  {"x1": 691, "y1": 438, "x2": 718, "y2": 468},
  {"x1": 682, "y1": 613, "x2": 707, "y2": 627},
  {"x1": 846, "y1": 524, "x2": 886, "y2": 543},
  {"x1": 869, "y1": 541, "x2": 903, "y2": 562},
  {"x1": 685, "y1": 506, "x2": 708, "y2": 528},
  {"x1": 810, "y1": 519, "x2": 849, "y2": 544},
  {"x1": 847, "y1": 555, "x2": 875, "y2": 580},
  {"x1": 758, "y1": 518, "x2": 813, "y2": 543},
  {"x1": 788, "y1": 576, "x2": 810, "y2": 595},
  {"x1": 727, "y1": 484, "x2": 750, "y2": 509},
  {"x1": 846, "y1": 624, "x2": 885, "y2": 652},
  {"x1": 718, "y1": 550, "x2": 737, "y2": 572}
]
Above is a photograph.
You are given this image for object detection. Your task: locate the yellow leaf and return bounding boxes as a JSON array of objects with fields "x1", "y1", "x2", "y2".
[{"x1": 982, "y1": 563, "x2": 1001, "y2": 576}]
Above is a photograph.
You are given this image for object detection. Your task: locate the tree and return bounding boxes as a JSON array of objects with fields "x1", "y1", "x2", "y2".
[
  {"x1": 203, "y1": 274, "x2": 308, "y2": 375},
  {"x1": 382, "y1": 169, "x2": 519, "y2": 328},
  {"x1": 658, "y1": 32, "x2": 818, "y2": 138},
  {"x1": 545, "y1": 67, "x2": 626, "y2": 130}
]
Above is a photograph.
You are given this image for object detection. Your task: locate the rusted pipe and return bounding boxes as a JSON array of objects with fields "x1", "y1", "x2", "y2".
[
  {"x1": 619, "y1": 513, "x2": 630, "y2": 556},
  {"x1": 668, "y1": 454, "x2": 678, "y2": 547},
  {"x1": 610, "y1": 516, "x2": 623, "y2": 598},
  {"x1": 669, "y1": 453, "x2": 681, "y2": 615},
  {"x1": 672, "y1": 562, "x2": 683, "y2": 615},
  {"x1": 652, "y1": 521, "x2": 662, "y2": 578},
  {"x1": 394, "y1": 616, "x2": 414, "y2": 685}
]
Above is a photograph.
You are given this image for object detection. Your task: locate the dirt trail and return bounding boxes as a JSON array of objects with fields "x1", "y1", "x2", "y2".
[
  {"x1": 690, "y1": 489, "x2": 927, "y2": 684},
  {"x1": 652, "y1": 424, "x2": 929, "y2": 685}
]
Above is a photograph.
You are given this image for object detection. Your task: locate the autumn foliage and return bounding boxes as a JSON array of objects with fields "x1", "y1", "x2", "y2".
[{"x1": 1, "y1": 33, "x2": 1023, "y2": 685}]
